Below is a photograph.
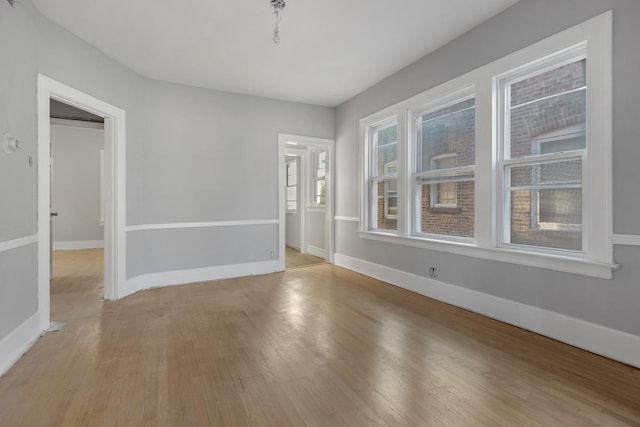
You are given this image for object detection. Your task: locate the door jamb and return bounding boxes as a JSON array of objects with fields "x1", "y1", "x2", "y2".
[
  {"x1": 278, "y1": 134, "x2": 335, "y2": 271},
  {"x1": 37, "y1": 75, "x2": 126, "y2": 331}
]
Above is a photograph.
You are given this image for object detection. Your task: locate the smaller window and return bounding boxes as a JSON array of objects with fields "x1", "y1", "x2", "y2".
[
  {"x1": 286, "y1": 159, "x2": 298, "y2": 212},
  {"x1": 312, "y1": 151, "x2": 327, "y2": 206}
]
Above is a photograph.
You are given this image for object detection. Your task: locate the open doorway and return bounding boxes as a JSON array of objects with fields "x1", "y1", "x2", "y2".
[
  {"x1": 37, "y1": 75, "x2": 126, "y2": 332},
  {"x1": 278, "y1": 134, "x2": 335, "y2": 270},
  {"x1": 49, "y1": 100, "x2": 106, "y2": 321}
]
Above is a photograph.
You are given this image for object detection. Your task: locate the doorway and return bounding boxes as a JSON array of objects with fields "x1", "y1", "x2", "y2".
[
  {"x1": 278, "y1": 134, "x2": 335, "y2": 271},
  {"x1": 37, "y1": 75, "x2": 126, "y2": 332}
]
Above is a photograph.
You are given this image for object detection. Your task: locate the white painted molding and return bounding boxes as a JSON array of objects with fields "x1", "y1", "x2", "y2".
[
  {"x1": 613, "y1": 234, "x2": 640, "y2": 247},
  {"x1": 334, "y1": 253, "x2": 640, "y2": 369},
  {"x1": 306, "y1": 244, "x2": 327, "y2": 259},
  {"x1": 126, "y1": 219, "x2": 279, "y2": 233},
  {"x1": 50, "y1": 118, "x2": 104, "y2": 130},
  {"x1": 53, "y1": 240, "x2": 104, "y2": 251},
  {"x1": 334, "y1": 216, "x2": 360, "y2": 222},
  {"x1": 123, "y1": 260, "x2": 281, "y2": 299},
  {"x1": 0, "y1": 312, "x2": 41, "y2": 378},
  {"x1": 0, "y1": 235, "x2": 37, "y2": 253}
]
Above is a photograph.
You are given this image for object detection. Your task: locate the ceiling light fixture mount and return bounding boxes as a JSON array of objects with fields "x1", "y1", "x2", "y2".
[{"x1": 271, "y1": 0, "x2": 286, "y2": 44}]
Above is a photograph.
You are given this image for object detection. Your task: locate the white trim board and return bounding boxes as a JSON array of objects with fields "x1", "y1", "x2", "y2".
[
  {"x1": 613, "y1": 234, "x2": 640, "y2": 247},
  {"x1": 53, "y1": 240, "x2": 104, "y2": 251},
  {"x1": 306, "y1": 244, "x2": 327, "y2": 259},
  {"x1": 126, "y1": 219, "x2": 278, "y2": 233},
  {"x1": 123, "y1": 260, "x2": 280, "y2": 299},
  {"x1": 0, "y1": 312, "x2": 41, "y2": 378},
  {"x1": 0, "y1": 235, "x2": 38, "y2": 253},
  {"x1": 334, "y1": 253, "x2": 640, "y2": 369},
  {"x1": 334, "y1": 216, "x2": 360, "y2": 222}
]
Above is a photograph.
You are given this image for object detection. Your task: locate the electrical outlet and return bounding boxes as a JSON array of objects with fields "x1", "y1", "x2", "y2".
[
  {"x1": 428, "y1": 267, "x2": 437, "y2": 278},
  {"x1": 269, "y1": 250, "x2": 275, "y2": 259}
]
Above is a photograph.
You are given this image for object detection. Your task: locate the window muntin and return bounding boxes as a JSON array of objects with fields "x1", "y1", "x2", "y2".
[
  {"x1": 286, "y1": 159, "x2": 298, "y2": 212},
  {"x1": 500, "y1": 55, "x2": 586, "y2": 252},
  {"x1": 312, "y1": 151, "x2": 326, "y2": 206},
  {"x1": 414, "y1": 97, "x2": 475, "y2": 239},
  {"x1": 369, "y1": 122, "x2": 398, "y2": 231}
]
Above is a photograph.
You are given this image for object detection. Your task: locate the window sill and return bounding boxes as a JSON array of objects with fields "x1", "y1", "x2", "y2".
[
  {"x1": 428, "y1": 207, "x2": 462, "y2": 214},
  {"x1": 358, "y1": 231, "x2": 617, "y2": 279}
]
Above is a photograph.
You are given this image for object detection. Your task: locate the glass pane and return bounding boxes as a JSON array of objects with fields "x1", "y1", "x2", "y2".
[
  {"x1": 417, "y1": 98, "x2": 475, "y2": 172},
  {"x1": 510, "y1": 190, "x2": 582, "y2": 251},
  {"x1": 376, "y1": 125, "x2": 398, "y2": 176},
  {"x1": 374, "y1": 180, "x2": 397, "y2": 231},
  {"x1": 509, "y1": 159, "x2": 582, "y2": 188},
  {"x1": 418, "y1": 180, "x2": 474, "y2": 238},
  {"x1": 509, "y1": 73, "x2": 586, "y2": 159},
  {"x1": 287, "y1": 201, "x2": 297, "y2": 210},
  {"x1": 510, "y1": 60, "x2": 586, "y2": 107},
  {"x1": 317, "y1": 167, "x2": 326, "y2": 178},
  {"x1": 315, "y1": 179, "x2": 326, "y2": 205},
  {"x1": 286, "y1": 186, "x2": 296, "y2": 201},
  {"x1": 287, "y1": 162, "x2": 297, "y2": 186}
]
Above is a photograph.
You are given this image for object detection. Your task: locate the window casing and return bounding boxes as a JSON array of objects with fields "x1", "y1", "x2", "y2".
[
  {"x1": 359, "y1": 12, "x2": 613, "y2": 278},
  {"x1": 366, "y1": 120, "x2": 398, "y2": 232}
]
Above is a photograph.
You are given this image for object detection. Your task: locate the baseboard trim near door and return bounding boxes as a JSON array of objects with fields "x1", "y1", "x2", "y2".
[
  {"x1": 123, "y1": 260, "x2": 281, "y2": 299},
  {"x1": 334, "y1": 253, "x2": 640, "y2": 369},
  {"x1": 306, "y1": 245, "x2": 326, "y2": 259},
  {"x1": 0, "y1": 312, "x2": 41, "y2": 378},
  {"x1": 53, "y1": 240, "x2": 104, "y2": 251}
]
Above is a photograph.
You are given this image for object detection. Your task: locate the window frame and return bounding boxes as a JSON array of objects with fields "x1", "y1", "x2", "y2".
[
  {"x1": 358, "y1": 11, "x2": 614, "y2": 279},
  {"x1": 311, "y1": 150, "x2": 327, "y2": 207},
  {"x1": 430, "y1": 153, "x2": 458, "y2": 209}
]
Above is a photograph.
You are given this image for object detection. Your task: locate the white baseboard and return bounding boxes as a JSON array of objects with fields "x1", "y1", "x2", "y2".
[
  {"x1": 306, "y1": 245, "x2": 326, "y2": 259},
  {"x1": 334, "y1": 253, "x2": 640, "y2": 369},
  {"x1": 53, "y1": 240, "x2": 104, "y2": 251},
  {"x1": 0, "y1": 312, "x2": 41, "y2": 378},
  {"x1": 123, "y1": 260, "x2": 281, "y2": 298}
]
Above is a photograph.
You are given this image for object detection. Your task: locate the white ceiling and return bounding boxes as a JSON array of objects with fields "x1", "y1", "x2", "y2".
[{"x1": 33, "y1": 0, "x2": 519, "y2": 107}]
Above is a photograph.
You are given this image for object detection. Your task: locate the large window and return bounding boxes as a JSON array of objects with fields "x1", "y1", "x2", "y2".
[
  {"x1": 498, "y1": 55, "x2": 586, "y2": 252},
  {"x1": 413, "y1": 96, "x2": 475, "y2": 240},
  {"x1": 367, "y1": 121, "x2": 398, "y2": 231},
  {"x1": 359, "y1": 12, "x2": 613, "y2": 278}
]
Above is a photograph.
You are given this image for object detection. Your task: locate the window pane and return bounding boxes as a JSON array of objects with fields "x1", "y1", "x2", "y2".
[
  {"x1": 376, "y1": 125, "x2": 398, "y2": 176},
  {"x1": 509, "y1": 65, "x2": 586, "y2": 159},
  {"x1": 507, "y1": 160, "x2": 582, "y2": 251},
  {"x1": 510, "y1": 60, "x2": 586, "y2": 107},
  {"x1": 510, "y1": 190, "x2": 582, "y2": 250},
  {"x1": 287, "y1": 162, "x2": 297, "y2": 186},
  {"x1": 315, "y1": 179, "x2": 326, "y2": 205},
  {"x1": 419, "y1": 180, "x2": 474, "y2": 238},
  {"x1": 286, "y1": 186, "x2": 296, "y2": 201},
  {"x1": 374, "y1": 180, "x2": 397, "y2": 230},
  {"x1": 287, "y1": 202, "x2": 297, "y2": 211},
  {"x1": 417, "y1": 98, "x2": 475, "y2": 172}
]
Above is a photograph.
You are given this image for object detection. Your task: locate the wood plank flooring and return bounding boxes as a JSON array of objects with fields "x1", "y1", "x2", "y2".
[
  {"x1": 285, "y1": 247, "x2": 325, "y2": 269},
  {"x1": 0, "y1": 249, "x2": 639, "y2": 426}
]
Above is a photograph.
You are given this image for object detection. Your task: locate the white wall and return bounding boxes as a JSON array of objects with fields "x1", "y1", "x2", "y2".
[{"x1": 51, "y1": 123, "x2": 104, "y2": 248}]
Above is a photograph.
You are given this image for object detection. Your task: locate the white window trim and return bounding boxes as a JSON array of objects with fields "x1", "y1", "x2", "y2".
[
  {"x1": 358, "y1": 11, "x2": 615, "y2": 279},
  {"x1": 311, "y1": 149, "x2": 327, "y2": 207}
]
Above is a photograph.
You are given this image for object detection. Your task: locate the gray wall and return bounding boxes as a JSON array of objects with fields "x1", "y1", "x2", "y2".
[
  {"x1": 0, "y1": 0, "x2": 40, "y2": 340},
  {"x1": 141, "y1": 80, "x2": 333, "y2": 275},
  {"x1": 51, "y1": 124, "x2": 104, "y2": 243},
  {"x1": 0, "y1": 0, "x2": 334, "y2": 343},
  {"x1": 335, "y1": 0, "x2": 640, "y2": 336}
]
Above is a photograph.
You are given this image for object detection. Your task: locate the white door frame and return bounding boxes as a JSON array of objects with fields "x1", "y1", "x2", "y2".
[
  {"x1": 37, "y1": 75, "x2": 126, "y2": 331},
  {"x1": 278, "y1": 134, "x2": 335, "y2": 271}
]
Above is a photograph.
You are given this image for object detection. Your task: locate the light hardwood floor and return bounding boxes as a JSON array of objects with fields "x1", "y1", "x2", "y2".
[
  {"x1": 1, "y1": 249, "x2": 639, "y2": 426},
  {"x1": 285, "y1": 246, "x2": 325, "y2": 269}
]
